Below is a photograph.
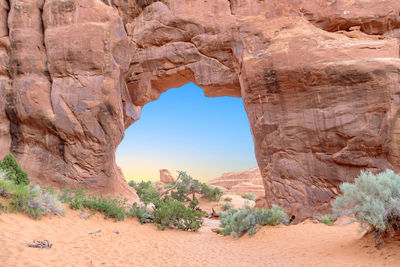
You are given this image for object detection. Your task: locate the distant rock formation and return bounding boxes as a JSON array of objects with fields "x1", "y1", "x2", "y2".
[
  {"x1": 158, "y1": 169, "x2": 175, "y2": 184},
  {"x1": 1, "y1": 0, "x2": 400, "y2": 219},
  {"x1": 208, "y1": 168, "x2": 264, "y2": 198}
]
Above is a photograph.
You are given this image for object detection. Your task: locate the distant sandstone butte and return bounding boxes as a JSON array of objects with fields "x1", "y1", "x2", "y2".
[
  {"x1": 0, "y1": 0, "x2": 399, "y2": 219},
  {"x1": 208, "y1": 167, "x2": 265, "y2": 198},
  {"x1": 159, "y1": 169, "x2": 175, "y2": 184}
]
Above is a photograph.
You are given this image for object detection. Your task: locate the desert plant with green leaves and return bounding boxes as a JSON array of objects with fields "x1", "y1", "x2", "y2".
[
  {"x1": 127, "y1": 203, "x2": 154, "y2": 224},
  {"x1": 334, "y1": 170, "x2": 400, "y2": 239},
  {"x1": 153, "y1": 196, "x2": 203, "y2": 231},
  {"x1": 129, "y1": 180, "x2": 160, "y2": 206},
  {"x1": 0, "y1": 154, "x2": 30, "y2": 186},
  {"x1": 224, "y1": 196, "x2": 232, "y2": 202},
  {"x1": 169, "y1": 171, "x2": 202, "y2": 202},
  {"x1": 221, "y1": 202, "x2": 234, "y2": 211},
  {"x1": 161, "y1": 171, "x2": 223, "y2": 202},
  {"x1": 200, "y1": 184, "x2": 223, "y2": 201},
  {"x1": 315, "y1": 214, "x2": 336, "y2": 226},
  {"x1": 60, "y1": 188, "x2": 126, "y2": 221},
  {"x1": 220, "y1": 205, "x2": 258, "y2": 237},
  {"x1": 241, "y1": 192, "x2": 256, "y2": 201},
  {"x1": 219, "y1": 205, "x2": 288, "y2": 238},
  {"x1": 255, "y1": 205, "x2": 288, "y2": 226},
  {"x1": 0, "y1": 178, "x2": 63, "y2": 219}
]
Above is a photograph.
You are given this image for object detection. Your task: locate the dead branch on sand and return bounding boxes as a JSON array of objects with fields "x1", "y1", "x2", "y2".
[{"x1": 26, "y1": 240, "x2": 52, "y2": 249}]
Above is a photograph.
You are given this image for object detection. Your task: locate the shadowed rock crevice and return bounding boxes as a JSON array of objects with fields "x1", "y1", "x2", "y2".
[{"x1": 1, "y1": 0, "x2": 400, "y2": 220}]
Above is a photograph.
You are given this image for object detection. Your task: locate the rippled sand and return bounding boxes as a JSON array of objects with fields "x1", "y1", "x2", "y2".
[{"x1": 1, "y1": 204, "x2": 399, "y2": 267}]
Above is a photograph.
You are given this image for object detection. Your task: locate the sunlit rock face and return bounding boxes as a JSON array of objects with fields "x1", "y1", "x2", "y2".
[{"x1": 0, "y1": 0, "x2": 399, "y2": 219}]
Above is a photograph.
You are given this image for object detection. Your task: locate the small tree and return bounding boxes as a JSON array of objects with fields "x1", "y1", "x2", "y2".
[
  {"x1": 153, "y1": 196, "x2": 203, "y2": 231},
  {"x1": 130, "y1": 181, "x2": 159, "y2": 206},
  {"x1": 0, "y1": 154, "x2": 30, "y2": 186}
]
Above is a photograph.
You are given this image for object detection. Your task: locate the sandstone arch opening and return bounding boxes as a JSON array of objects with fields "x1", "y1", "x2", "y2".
[{"x1": 116, "y1": 83, "x2": 257, "y2": 183}]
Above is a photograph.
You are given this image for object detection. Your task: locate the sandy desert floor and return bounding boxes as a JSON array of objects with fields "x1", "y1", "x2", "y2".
[{"x1": 1, "y1": 205, "x2": 400, "y2": 267}]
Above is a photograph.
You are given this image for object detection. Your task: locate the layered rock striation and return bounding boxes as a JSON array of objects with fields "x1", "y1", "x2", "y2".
[
  {"x1": 208, "y1": 167, "x2": 265, "y2": 198},
  {"x1": 1, "y1": 0, "x2": 399, "y2": 219}
]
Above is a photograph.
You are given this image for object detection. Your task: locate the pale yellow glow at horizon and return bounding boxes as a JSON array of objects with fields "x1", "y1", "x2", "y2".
[{"x1": 119, "y1": 164, "x2": 222, "y2": 183}]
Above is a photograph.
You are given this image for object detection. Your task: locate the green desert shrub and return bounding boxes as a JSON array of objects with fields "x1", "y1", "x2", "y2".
[
  {"x1": 224, "y1": 196, "x2": 232, "y2": 202},
  {"x1": 220, "y1": 206, "x2": 258, "y2": 238},
  {"x1": 4, "y1": 180, "x2": 41, "y2": 219},
  {"x1": 333, "y1": 169, "x2": 400, "y2": 238},
  {"x1": 221, "y1": 202, "x2": 234, "y2": 211},
  {"x1": 0, "y1": 169, "x2": 7, "y2": 181},
  {"x1": 0, "y1": 154, "x2": 30, "y2": 186},
  {"x1": 189, "y1": 198, "x2": 199, "y2": 210},
  {"x1": 170, "y1": 172, "x2": 202, "y2": 202},
  {"x1": 220, "y1": 205, "x2": 288, "y2": 238},
  {"x1": 0, "y1": 179, "x2": 63, "y2": 219},
  {"x1": 168, "y1": 171, "x2": 223, "y2": 202},
  {"x1": 153, "y1": 197, "x2": 203, "y2": 231},
  {"x1": 60, "y1": 189, "x2": 126, "y2": 221},
  {"x1": 127, "y1": 203, "x2": 154, "y2": 224},
  {"x1": 130, "y1": 181, "x2": 160, "y2": 206},
  {"x1": 317, "y1": 214, "x2": 336, "y2": 226},
  {"x1": 242, "y1": 192, "x2": 256, "y2": 201},
  {"x1": 28, "y1": 185, "x2": 64, "y2": 217},
  {"x1": 255, "y1": 205, "x2": 288, "y2": 226},
  {"x1": 200, "y1": 184, "x2": 223, "y2": 201}
]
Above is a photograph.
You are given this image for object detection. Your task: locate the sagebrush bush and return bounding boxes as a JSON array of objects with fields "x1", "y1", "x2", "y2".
[
  {"x1": 0, "y1": 154, "x2": 30, "y2": 186},
  {"x1": 0, "y1": 169, "x2": 7, "y2": 181},
  {"x1": 0, "y1": 179, "x2": 63, "y2": 219},
  {"x1": 333, "y1": 169, "x2": 400, "y2": 237},
  {"x1": 224, "y1": 196, "x2": 232, "y2": 202},
  {"x1": 220, "y1": 205, "x2": 288, "y2": 238},
  {"x1": 242, "y1": 192, "x2": 256, "y2": 201},
  {"x1": 221, "y1": 202, "x2": 234, "y2": 211},
  {"x1": 153, "y1": 197, "x2": 203, "y2": 231},
  {"x1": 220, "y1": 206, "x2": 258, "y2": 238},
  {"x1": 255, "y1": 205, "x2": 288, "y2": 226},
  {"x1": 29, "y1": 185, "x2": 64, "y2": 217},
  {"x1": 60, "y1": 189, "x2": 126, "y2": 221}
]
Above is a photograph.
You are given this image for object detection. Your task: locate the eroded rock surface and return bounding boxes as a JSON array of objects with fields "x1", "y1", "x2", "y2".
[
  {"x1": 158, "y1": 169, "x2": 175, "y2": 184},
  {"x1": 1, "y1": 0, "x2": 400, "y2": 219},
  {"x1": 208, "y1": 167, "x2": 264, "y2": 198}
]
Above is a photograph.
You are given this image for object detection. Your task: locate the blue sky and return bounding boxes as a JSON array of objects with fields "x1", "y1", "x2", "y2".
[{"x1": 116, "y1": 83, "x2": 257, "y2": 182}]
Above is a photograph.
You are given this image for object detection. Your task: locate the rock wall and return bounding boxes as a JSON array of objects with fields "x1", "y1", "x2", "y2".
[{"x1": 0, "y1": 0, "x2": 399, "y2": 219}]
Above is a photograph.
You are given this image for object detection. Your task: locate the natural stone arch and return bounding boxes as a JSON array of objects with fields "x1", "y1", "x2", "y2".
[{"x1": 1, "y1": 0, "x2": 400, "y2": 221}]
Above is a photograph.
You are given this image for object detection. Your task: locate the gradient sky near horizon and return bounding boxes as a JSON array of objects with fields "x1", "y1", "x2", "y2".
[{"x1": 116, "y1": 83, "x2": 257, "y2": 182}]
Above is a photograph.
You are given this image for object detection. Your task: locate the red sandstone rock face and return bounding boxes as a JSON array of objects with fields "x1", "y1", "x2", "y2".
[
  {"x1": 208, "y1": 167, "x2": 264, "y2": 198},
  {"x1": 209, "y1": 167, "x2": 263, "y2": 187},
  {"x1": 0, "y1": 0, "x2": 400, "y2": 219}
]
